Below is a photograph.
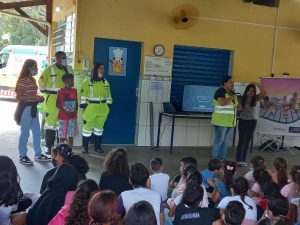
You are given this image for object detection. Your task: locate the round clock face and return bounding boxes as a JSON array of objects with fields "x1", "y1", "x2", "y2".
[{"x1": 154, "y1": 44, "x2": 165, "y2": 56}]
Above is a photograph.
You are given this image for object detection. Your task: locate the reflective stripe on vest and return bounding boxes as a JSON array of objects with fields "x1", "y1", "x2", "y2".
[
  {"x1": 212, "y1": 92, "x2": 237, "y2": 127},
  {"x1": 51, "y1": 66, "x2": 56, "y2": 89},
  {"x1": 89, "y1": 80, "x2": 108, "y2": 101}
]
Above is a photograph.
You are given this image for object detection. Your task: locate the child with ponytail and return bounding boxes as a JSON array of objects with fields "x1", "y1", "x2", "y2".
[
  {"x1": 214, "y1": 161, "x2": 237, "y2": 202},
  {"x1": 218, "y1": 177, "x2": 257, "y2": 225}
]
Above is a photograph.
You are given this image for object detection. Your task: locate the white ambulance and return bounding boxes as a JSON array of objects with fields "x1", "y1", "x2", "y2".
[{"x1": 0, "y1": 45, "x2": 48, "y2": 97}]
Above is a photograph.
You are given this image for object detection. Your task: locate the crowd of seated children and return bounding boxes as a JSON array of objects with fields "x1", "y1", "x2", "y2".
[{"x1": 1, "y1": 148, "x2": 298, "y2": 225}]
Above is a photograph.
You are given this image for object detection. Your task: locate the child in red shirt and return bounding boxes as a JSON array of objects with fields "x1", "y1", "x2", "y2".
[{"x1": 56, "y1": 73, "x2": 78, "y2": 147}]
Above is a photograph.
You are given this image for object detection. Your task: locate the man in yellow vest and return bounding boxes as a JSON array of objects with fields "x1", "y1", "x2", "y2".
[
  {"x1": 80, "y1": 63, "x2": 112, "y2": 153},
  {"x1": 211, "y1": 76, "x2": 238, "y2": 160},
  {"x1": 39, "y1": 51, "x2": 74, "y2": 154}
]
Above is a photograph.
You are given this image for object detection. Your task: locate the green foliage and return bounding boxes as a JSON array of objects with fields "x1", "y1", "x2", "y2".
[{"x1": 0, "y1": 6, "x2": 47, "y2": 49}]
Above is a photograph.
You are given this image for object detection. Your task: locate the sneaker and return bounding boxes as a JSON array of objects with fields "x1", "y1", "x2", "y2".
[
  {"x1": 19, "y1": 156, "x2": 33, "y2": 165},
  {"x1": 44, "y1": 148, "x2": 51, "y2": 155},
  {"x1": 34, "y1": 154, "x2": 51, "y2": 162}
]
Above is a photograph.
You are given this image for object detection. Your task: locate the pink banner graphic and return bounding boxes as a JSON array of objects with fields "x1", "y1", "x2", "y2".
[{"x1": 259, "y1": 78, "x2": 300, "y2": 136}]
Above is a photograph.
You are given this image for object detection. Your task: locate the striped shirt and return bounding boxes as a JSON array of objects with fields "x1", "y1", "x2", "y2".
[{"x1": 16, "y1": 77, "x2": 38, "y2": 101}]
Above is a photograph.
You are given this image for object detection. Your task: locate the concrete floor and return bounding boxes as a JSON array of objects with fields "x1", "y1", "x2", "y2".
[{"x1": 1, "y1": 99, "x2": 299, "y2": 194}]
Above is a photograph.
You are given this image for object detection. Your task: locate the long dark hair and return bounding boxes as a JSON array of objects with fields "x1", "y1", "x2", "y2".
[
  {"x1": 125, "y1": 201, "x2": 157, "y2": 225},
  {"x1": 224, "y1": 161, "x2": 237, "y2": 191},
  {"x1": 65, "y1": 179, "x2": 98, "y2": 225},
  {"x1": 91, "y1": 63, "x2": 104, "y2": 82},
  {"x1": 232, "y1": 177, "x2": 253, "y2": 210},
  {"x1": 88, "y1": 190, "x2": 118, "y2": 225},
  {"x1": 16, "y1": 59, "x2": 37, "y2": 89},
  {"x1": 0, "y1": 156, "x2": 23, "y2": 206},
  {"x1": 274, "y1": 157, "x2": 288, "y2": 189},
  {"x1": 250, "y1": 155, "x2": 265, "y2": 170},
  {"x1": 103, "y1": 148, "x2": 129, "y2": 176},
  {"x1": 182, "y1": 178, "x2": 204, "y2": 207},
  {"x1": 241, "y1": 84, "x2": 257, "y2": 107},
  {"x1": 289, "y1": 165, "x2": 300, "y2": 182},
  {"x1": 253, "y1": 169, "x2": 272, "y2": 190}
]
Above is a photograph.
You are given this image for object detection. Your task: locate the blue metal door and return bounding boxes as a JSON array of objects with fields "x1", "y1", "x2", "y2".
[{"x1": 93, "y1": 38, "x2": 141, "y2": 144}]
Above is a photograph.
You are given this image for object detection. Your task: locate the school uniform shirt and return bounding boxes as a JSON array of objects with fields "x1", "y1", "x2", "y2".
[
  {"x1": 150, "y1": 172, "x2": 170, "y2": 201},
  {"x1": 201, "y1": 169, "x2": 216, "y2": 189},
  {"x1": 174, "y1": 203, "x2": 220, "y2": 225},
  {"x1": 281, "y1": 182, "x2": 297, "y2": 202},
  {"x1": 218, "y1": 195, "x2": 257, "y2": 225},
  {"x1": 118, "y1": 187, "x2": 163, "y2": 225},
  {"x1": 251, "y1": 182, "x2": 262, "y2": 196},
  {"x1": 244, "y1": 170, "x2": 255, "y2": 189},
  {"x1": 0, "y1": 204, "x2": 17, "y2": 225}
]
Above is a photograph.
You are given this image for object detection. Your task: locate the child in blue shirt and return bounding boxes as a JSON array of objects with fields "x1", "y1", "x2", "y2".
[{"x1": 201, "y1": 159, "x2": 223, "y2": 192}]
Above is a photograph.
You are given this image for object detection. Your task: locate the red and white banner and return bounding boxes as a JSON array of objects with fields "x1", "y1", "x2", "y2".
[{"x1": 0, "y1": 88, "x2": 16, "y2": 97}]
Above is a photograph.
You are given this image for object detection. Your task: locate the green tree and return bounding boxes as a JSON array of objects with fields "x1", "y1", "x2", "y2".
[{"x1": 0, "y1": 6, "x2": 47, "y2": 49}]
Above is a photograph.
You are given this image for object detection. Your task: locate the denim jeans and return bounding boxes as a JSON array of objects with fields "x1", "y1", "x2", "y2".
[
  {"x1": 19, "y1": 106, "x2": 42, "y2": 157},
  {"x1": 211, "y1": 125, "x2": 234, "y2": 160}
]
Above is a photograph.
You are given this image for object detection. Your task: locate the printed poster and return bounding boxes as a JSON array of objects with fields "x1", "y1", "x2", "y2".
[
  {"x1": 108, "y1": 47, "x2": 127, "y2": 76},
  {"x1": 259, "y1": 78, "x2": 300, "y2": 136}
]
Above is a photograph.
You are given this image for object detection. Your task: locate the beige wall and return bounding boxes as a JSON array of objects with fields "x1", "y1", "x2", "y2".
[{"x1": 65, "y1": 0, "x2": 300, "y2": 82}]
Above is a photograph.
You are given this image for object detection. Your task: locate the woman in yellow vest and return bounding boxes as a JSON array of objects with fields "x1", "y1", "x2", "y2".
[
  {"x1": 211, "y1": 76, "x2": 238, "y2": 160},
  {"x1": 80, "y1": 63, "x2": 112, "y2": 153}
]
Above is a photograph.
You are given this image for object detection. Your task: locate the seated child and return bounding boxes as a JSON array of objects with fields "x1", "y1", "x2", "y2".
[
  {"x1": 201, "y1": 159, "x2": 223, "y2": 193},
  {"x1": 244, "y1": 155, "x2": 265, "y2": 189},
  {"x1": 170, "y1": 157, "x2": 198, "y2": 198},
  {"x1": 223, "y1": 201, "x2": 246, "y2": 225},
  {"x1": 150, "y1": 157, "x2": 170, "y2": 202},
  {"x1": 251, "y1": 169, "x2": 272, "y2": 197},
  {"x1": 214, "y1": 161, "x2": 237, "y2": 202}
]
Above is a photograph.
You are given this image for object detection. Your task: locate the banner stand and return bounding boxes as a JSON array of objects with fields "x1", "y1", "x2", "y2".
[{"x1": 258, "y1": 75, "x2": 299, "y2": 155}]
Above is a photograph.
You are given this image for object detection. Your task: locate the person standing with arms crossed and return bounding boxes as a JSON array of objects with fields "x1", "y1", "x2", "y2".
[
  {"x1": 80, "y1": 63, "x2": 112, "y2": 154},
  {"x1": 211, "y1": 76, "x2": 238, "y2": 160},
  {"x1": 39, "y1": 51, "x2": 74, "y2": 154}
]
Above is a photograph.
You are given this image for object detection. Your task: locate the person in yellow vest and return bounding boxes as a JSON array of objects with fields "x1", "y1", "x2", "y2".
[
  {"x1": 80, "y1": 63, "x2": 112, "y2": 154},
  {"x1": 38, "y1": 51, "x2": 74, "y2": 154},
  {"x1": 211, "y1": 76, "x2": 238, "y2": 160}
]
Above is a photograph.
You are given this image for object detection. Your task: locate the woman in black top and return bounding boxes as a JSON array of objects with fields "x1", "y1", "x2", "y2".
[
  {"x1": 27, "y1": 164, "x2": 78, "y2": 225},
  {"x1": 40, "y1": 144, "x2": 89, "y2": 193},
  {"x1": 99, "y1": 148, "x2": 132, "y2": 195}
]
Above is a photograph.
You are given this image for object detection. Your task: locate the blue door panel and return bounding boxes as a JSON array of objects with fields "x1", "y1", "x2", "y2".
[{"x1": 94, "y1": 38, "x2": 141, "y2": 144}]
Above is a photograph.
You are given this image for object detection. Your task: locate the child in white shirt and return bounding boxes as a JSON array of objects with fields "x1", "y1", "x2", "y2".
[{"x1": 150, "y1": 157, "x2": 170, "y2": 201}]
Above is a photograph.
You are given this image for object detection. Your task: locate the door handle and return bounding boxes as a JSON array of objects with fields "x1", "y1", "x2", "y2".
[{"x1": 2, "y1": 74, "x2": 6, "y2": 76}]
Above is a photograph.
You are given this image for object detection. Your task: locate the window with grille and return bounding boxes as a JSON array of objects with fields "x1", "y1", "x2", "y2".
[{"x1": 53, "y1": 12, "x2": 76, "y2": 65}]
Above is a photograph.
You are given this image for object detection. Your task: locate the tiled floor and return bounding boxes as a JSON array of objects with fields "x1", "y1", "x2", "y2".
[{"x1": 1, "y1": 99, "x2": 299, "y2": 194}]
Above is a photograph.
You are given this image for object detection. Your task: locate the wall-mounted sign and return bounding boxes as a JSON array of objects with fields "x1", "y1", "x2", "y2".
[
  {"x1": 144, "y1": 56, "x2": 172, "y2": 77},
  {"x1": 108, "y1": 47, "x2": 127, "y2": 76}
]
